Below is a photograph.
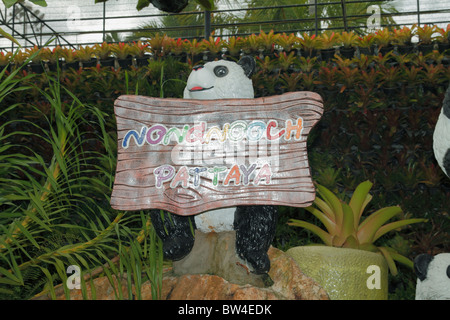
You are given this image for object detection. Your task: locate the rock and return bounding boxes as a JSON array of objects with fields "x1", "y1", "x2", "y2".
[
  {"x1": 55, "y1": 275, "x2": 132, "y2": 300},
  {"x1": 53, "y1": 246, "x2": 329, "y2": 300}
]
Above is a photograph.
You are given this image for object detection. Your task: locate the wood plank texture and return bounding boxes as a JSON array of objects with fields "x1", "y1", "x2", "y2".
[{"x1": 110, "y1": 92, "x2": 323, "y2": 215}]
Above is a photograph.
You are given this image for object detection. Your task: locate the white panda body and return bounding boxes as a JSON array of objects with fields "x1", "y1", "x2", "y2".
[
  {"x1": 183, "y1": 58, "x2": 255, "y2": 233},
  {"x1": 433, "y1": 85, "x2": 450, "y2": 178},
  {"x1": 433, "y1": 108, "x2": 450, "y2": 177},
  {"x1": 183, "y1": 60, "x2": 254, "y2": 100},
  {"x1": 415, "y1": 253, "x2": 450, "y2": 300}
]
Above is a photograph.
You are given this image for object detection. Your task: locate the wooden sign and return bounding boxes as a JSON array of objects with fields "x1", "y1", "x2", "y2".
[{"x1": 110, "y1": 92, "x2": 323, "y2": 215}]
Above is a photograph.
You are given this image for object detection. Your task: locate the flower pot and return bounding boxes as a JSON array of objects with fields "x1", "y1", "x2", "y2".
[
  {"x1": 29, "y1": 62, "x2": 45, "y2": 73},
  {"x1": 99, "y1": 58, "x2": 115, "y2": 67},
  {"x1": 358, "y1": 46, "x2": 373, "y2": 56},
  {"x1": 320, "y1": 48, "x2": 336, "y2": 61},
  {"x1": 286, "y1": 246, "x2": 388, "y2": 300},
  {"x1": 47, "y1": 60, "x2": 62, "y2": 72},
  {"x1": 64, "y1": 61, "x2": 80, "y2": 70},
  {"x1": 397, "y1": 44, "x2": 414, "y2": 55},
  {"x1": 383, "y1": 85, "x2": 400, "y2": 96},
  {"x1": 438, "y1": 42, "x2": 450, "y2": 53},
  {"x1": 339, "y1": 46, "x2": 355, "y2": 59},
  {"x1": 378, "y1": 46, "x2": 394, "y2": 56},
  {"x1": 301, "y1": 48, "x2": 317, "y2": 58},
  {"x1": 136, "y1": 54, "x2": 151, "y2": 66},
  {"x1": 81, "y1": 58, "x2": 98, "y2": 68},
  {"x1": 418, "y1": 43, "x2": 435, "y2": 55},
  {"x1": 117, "y1": 57, "x2": 133, "y2": 69}
]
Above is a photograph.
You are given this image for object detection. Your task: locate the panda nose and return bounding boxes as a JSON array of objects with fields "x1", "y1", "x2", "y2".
[{"x1": 193, "y1": 65, "x2": 204, "y2": 71}]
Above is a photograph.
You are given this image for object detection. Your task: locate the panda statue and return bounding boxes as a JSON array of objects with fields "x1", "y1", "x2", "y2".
[
  {"x1": 433, "y1": 85, "x2": 450, "y2": 178},
  {"x1": 149, "y1": 56, "x2": 278, "y2": 275},
  {"x1": 414, "y1": 253, "x2": 450, "y2": 300}
]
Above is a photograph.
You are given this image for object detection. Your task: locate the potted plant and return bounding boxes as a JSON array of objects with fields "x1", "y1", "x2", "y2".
[
  {"x1": 11, "y1": 50, "x2": 28, "y2": 71},
  {"x1": 373, "y1": 28, "x2": 394, "y2": 55},
  {"x1": 202, "y1": 36, "x2": 225, "y2": 61},
  {"x1": 392, "y1": 25, "x2": 416, "y2": 54},
  {"x1": 148, "y1": 33, "x2": 171, "y2": 58},
  {"x1": 286, "y1": 180, "x2": 426, "y2": 300},
  {"x1": 356, "y1": 34, "x2": 375, "y2": 55},
  {"x1": 436, "y1": 24, "x2": 450, "y2": 53},
  {"x1": 241, "y1": 33, "x2": 259, "y2": 56},
  {"x1": 224, "y1": 36, "x2": 243, "y2": 59},
  {"x1": 338, "y1": 31, "x2": 358, "y2": 59},
  {"x1": 317, "y1": 31, "x2": 339, "y2": 62},
  {"x1": 111, "y1": 42, "x2": 133, "y2": 68},
  {"x1": 132, "y1": 40, "x2": 151, "y2": 66},
  {"x1": 417, "y1": 24, "x2": 437, "y2": 54},
  {"x1": 317, "y1": 65, "x2": 339, "y2": 94},
  {"x1": 25, "y1": 46, "x2": 45, "y2": 73},
  {"x1": 169, "y1": 37, "x2": 189, "y2": 62},
  {"x1": 60, "y1": 47, "x2": 79, "y2": 70},
  {"x1": 256, "y1": 29, "x2": 278, "y2": 57},
  {"x1": 275, "y1": 50, "x2": 297, "y2": 72},
  {"x1": 377, "y1": 64, "x2": 405, "y2": 96},
  {"x1": 184, "y1": 38, "x2": 206, "y2": 64},
  {"x1": 279, "y1": 71, "x2": 302, "y2": 92},
  {"x1": 299, "y1": 32, "x2": 319, "y2": 58},
  {"x1": 94, "y1": 42, "x2": 114, "y2": 67},
  {"x1": 276, "y1": 32, "x2": 298, "y2": 55},
  {"x1": 42, "y1": 46, "x2": 63, "y2": 71},
  {"x1": 77, "y1": 45, "x2": 97, "y2": 68},
  {"x1": 402, "y1": 65, "x2": 423, "y2": 95},
  {"x1": 0, "y1": 51, "x2": 13, "y2": 72}
]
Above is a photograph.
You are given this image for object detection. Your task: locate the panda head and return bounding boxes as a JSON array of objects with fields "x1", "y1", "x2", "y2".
[
  {"x1": 414, "y1": 253, "x2": 450, "y2": 300},
  {"x1": 183, "y1": 56, "x2": 256, "y2": 100}
]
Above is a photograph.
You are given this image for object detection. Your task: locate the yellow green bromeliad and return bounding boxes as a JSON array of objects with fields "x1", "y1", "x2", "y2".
[{"x1": 286, "y1": 180, "x2": 426, "y2": 299}]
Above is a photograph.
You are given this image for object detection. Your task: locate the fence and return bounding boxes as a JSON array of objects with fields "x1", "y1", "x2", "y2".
[{"x1": 1, "y1": 0, "x2": 450, "y2": 51}]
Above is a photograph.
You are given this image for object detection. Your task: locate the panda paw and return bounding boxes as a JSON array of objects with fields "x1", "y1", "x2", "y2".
[
  {"x1": 149, "y1": 210, "x2": 196, "y2": 261},
  {"x1": 243, "y1": 251, "x2": 271, "y2": 275}
]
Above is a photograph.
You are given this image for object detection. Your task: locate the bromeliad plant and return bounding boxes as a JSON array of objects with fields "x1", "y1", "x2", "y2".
[{"x1": 288, "y1": 181, "x2": 427, "y2": 275}]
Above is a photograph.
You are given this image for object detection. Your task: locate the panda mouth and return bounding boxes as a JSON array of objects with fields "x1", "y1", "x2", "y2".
[{"x1": 189, "y1": 86, "x2": 214, "y2": 92}]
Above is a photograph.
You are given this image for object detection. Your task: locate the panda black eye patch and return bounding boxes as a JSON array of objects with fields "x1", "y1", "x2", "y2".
[{"x1": 214, "y1": 66, "x2": 228, "y2": 77}]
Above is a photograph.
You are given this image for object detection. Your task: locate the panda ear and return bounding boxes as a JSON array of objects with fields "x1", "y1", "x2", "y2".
[
  {"x1": 414, "y1": 254, "x2": 434, "y2": 281},
  {"x1": 238, "y1": 55, "x2": 256, "y2": 78}
]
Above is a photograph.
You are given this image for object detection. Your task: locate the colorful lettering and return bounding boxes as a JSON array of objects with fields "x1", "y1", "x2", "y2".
[
  {"x1": 208, "y1": 166, "x2": 227, "y2": 186},
  {"x1": 223, "y1": 164, "x2": 241, "y2": 186},
  {"x1": 147, "y1": 125, "x2": 167, "y2": 145},
  {"x1": 285, "y1": 118, "x2": 303, "y2": 140},
  {"x1": 266, "y1": 120, "x2": 286, "y2": 141},
  {"x1": 122, "y1": 126, "x2": 147, "y2": 149},
  {"x1": 254, "y1": 163, "x2": 272, "y2": 185},
  {"x1": 154, "y1": 165, "x2": 175, "y2": 188},
  {"x1": 186, "y1": 122, "x2": 206, "y2": 144},
  {"x1": 122, "y1": 117, "x2": 304, "y2": 148},
  {"x1": 240, "y1": 163, "x2": 257, "y2": 185},
  {"x1": 170, "y1": 166, "x2": 189, "y2": 188}
]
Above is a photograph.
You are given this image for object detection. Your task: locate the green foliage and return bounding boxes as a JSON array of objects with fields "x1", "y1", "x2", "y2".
[
  {"x1": 0, "y1": 61, "x2": 165, "y2": 299},
  {"x1": 2, "y1": 0, "x2": 47, "y2": 8}
]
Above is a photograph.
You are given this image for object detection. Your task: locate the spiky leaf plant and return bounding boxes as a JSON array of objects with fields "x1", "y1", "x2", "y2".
[
  {"x1": 288, "y1": 180, "x2": 427, "y2": 275},
  {"x1": 0, "y1": 63, "x2": 164, "y2": 299}
]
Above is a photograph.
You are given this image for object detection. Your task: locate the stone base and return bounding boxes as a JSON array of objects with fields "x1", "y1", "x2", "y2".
[
  {"x1": 173, "y1": 230, "x2": 271, "y2": 287},
  {"x1": 51, "y1": 246, "x2": 328, "y2": 300}
]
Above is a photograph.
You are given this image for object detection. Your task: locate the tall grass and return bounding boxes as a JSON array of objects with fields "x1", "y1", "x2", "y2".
[{"x1": 0, "y1": 63, "x2": 164, "y2": 299}]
